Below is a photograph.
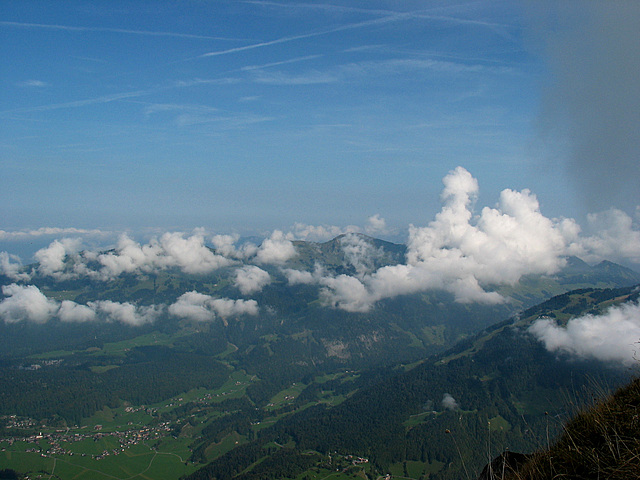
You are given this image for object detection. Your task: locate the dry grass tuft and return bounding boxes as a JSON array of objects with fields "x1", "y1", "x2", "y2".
[{"x1": 506, "y1": 377, "x2": 640, "y2": 479}]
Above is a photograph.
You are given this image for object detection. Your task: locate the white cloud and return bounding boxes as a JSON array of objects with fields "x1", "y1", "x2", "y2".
[
  {"x1": 234, "y1": 265, "x2": 271, "y2": 295},
  {"x1": 282, "y1": 263, "x2": 326, "y2": 285},
  {"x1": 169, "y1": 291, "x2": 258, "y2": 321},
  {"x1": 88, "y1": 300, "x2": 161, "y2": 326},
  {"x1": 0, "y1": 227, "x2": 111, "y2": 241},
  {"x1": 406, "y1": 167, "x2": 568, "y2": 285},
  {"x1": 96, "y1": 235, "x2": 161, "y2": 277},
  {"x1": 156, "y1": 231, "x2": 234, "y2": 273},
  {"x1": 529, "y1": 300, "x2": 640, "y2": 366},
  {"x1": 567, "y1": 209, "x2": 640, "y2": 265},
  {"x1": 0, "y1": 284, "x2": 58, "y2": 324},
  {"x1": 321, "y1": 167, "x2": 572, "y2": 310},
  {"x1": 290, "y1": 222, "x2": 359, "y2": 242},
  {"x1": 254, "y1": 230, "x2": 297, "y2": 265},
  {"x1": 97, "y1": 231, "x2": 234, "y2": 279},
  {"x1": 0, "y1": 252, "x2": 30, "y2": 281},
  {"x1": 365, "y1": 214, "x2": 388, "y2": 235},
  {"x1": 340, "y1": 233, "x2": 385, "y2": 278},
  {"x1": 283, "y1": 268, "x2": 315, "y2": 285},
  {"x1": 58, "y1": 300, "x2": 97, "y2": 323},
  {"x1": 209, "y1": 297, "x2": 259, "y2": 317},
  {"x1": 35, "y1": 238, "x2": 83, "y2": 278},
  {"x1": 442, "y1": 393, "x2": 459, "y2": 410},
  {"x1": 169, "y1": 291, "x2": 216, "y2": 322},
  {"x1": 18, "y1": 79, "x2": 48, "y2": 87},
  {"x1": 211, "y1": 234, "x2": 244, "y2": 259},
  {"x1": 320, "y1": 274, "x2": 372, "y2": 312},
  {"x1": 3, "y1": 170, "x2": 639, "y2": 318},
  {"x1": 0, "y1": 284, "x2": 161, "y2": 326}
]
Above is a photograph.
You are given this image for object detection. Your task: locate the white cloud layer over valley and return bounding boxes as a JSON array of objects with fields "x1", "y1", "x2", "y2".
[{"x1": 1, "y1": 168, "x2": 639, "y2": 331}]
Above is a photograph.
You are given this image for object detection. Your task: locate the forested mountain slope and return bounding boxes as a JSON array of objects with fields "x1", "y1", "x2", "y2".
[{"x1": 185, "y1": 285, "x2": 640, "y2": 480}]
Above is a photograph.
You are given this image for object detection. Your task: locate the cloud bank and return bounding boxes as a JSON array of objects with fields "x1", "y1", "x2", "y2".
[
  {"x1": 17, "y1": 229, "x2": 299, "y2": 282},
  {"x1": 0, "y1": 283, "x2": 257, "y2": 326},
  {"x1": 2, "y1": 167, "x2": 639, "y2": 313},
  {"x1": 0, "y1": 284, "x2": 159, "y2": 326},
  {"x1": 0, "y1": 227, "x2": 111, "y2": 241},
  {"x1": 529, "y1": 300, "x2": 640, "y2": 366},
  {"x1": 96, "y1": 231, "x2": 234, "y2": 278}
]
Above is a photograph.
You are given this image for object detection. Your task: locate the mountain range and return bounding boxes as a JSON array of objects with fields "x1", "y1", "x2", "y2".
[{"x1": 0, "y1": 234, "x2": 639, "y2": 479}]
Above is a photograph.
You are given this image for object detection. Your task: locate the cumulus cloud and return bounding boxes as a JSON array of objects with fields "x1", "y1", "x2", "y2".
[
  {"x1": 88, "y1": 300, "x2": 161, "y2": 326},
  {"x1": 211, "y1": 230, "x2": 297, "y2": 265},
  {"x1": 283, "y1": 268, "x2": 316, "y2": 285},
  {"x1": 96, "y1": 235, "x2": 161, "y2": 277},
  {"x1": 406, "y1": 167, "x2": 568, "y2": 284},
  {"x1": 169, "y1": 291, "x2": 258, "y2": 321},
  {"x1": 321, "y1": 167, "x2": 573, "y2": 310},
  {"x1": 35, "y1": 238, "x2": 83, "y2": 278},
  {"x1": 365, "y1": 214, "x2": 388, "y2": 236},
  {"x1": 96, "y1": 231, "x2": 234, "y2": 279},
  {"x1": 442, "y1": 393, "x2": 459, "y2": 411},
  {"x1": 0, "y1": 252, "x2": 30, "y2": 281},
  {"x1": 209, "y1": 297, "x2": 259, "y2": 317},
  {"x1": 159, "y1": 230, "x2": 234, "y2": 273},
  {"x1": 169, "y1": 291, "x2": 216, "y2": 321},
  {"x1": 211, "y1": 234, "x2": 244, "y2": 259},
  {"x1": 58, "y1": 300, "x2": 97, "y2": 323},
  {"x1": 529, "y1": 301, "x2": 640, "y2": 366},
  {"x1": 0, "y1": 284, "x2": 59, "y2": 323},
  {"x1": 234, "y1": 265, "x2": 271, "y2": 295},
  {"x1": 0, "y1": 283, "x2": 161, "y2": 326},
  {"x1": 254, "y1": 230, "x2": 297, "y2": 264},
  {"x1": 320, "y1": 274, "x2": 373, "y2": 312},
  {"x1": 4, "y1": 170, "x2": 640, "y2": 318}
]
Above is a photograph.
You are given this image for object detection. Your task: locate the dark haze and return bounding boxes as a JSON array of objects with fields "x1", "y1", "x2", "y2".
[{"x1": 535, "y1": 1, "x2": 640, "y2": 214}]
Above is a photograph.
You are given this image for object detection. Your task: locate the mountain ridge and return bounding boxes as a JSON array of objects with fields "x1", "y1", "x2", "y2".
[{"x1": 2, "y1": 235, "x2": 639, "y2": 367}]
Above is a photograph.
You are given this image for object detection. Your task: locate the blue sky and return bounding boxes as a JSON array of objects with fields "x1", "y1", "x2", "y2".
[{"x1": 1, "y1": 1, "x2": 638, "y2": 249}]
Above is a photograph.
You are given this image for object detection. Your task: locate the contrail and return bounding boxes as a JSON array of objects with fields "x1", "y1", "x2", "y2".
[
  {"x1": 197, "y1": 7, "x2": 514, "y2": 59},
  {"x1": 0, "y1": 20, "x2": 243, "y2": 41},
  {"x1": 198, "y1": 12, "x2": 414, "y2": 58}
]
